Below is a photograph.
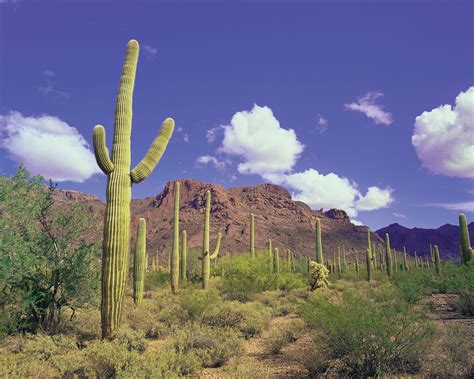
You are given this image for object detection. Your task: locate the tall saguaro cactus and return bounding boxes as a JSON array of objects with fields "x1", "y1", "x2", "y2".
[
  {"x1": 181, "y1": 230, "x2": 187, "y2": 280},
  {"x1": 250, "y1": 213, "x2": 255, "y2": 258},
  {"x1": 201, "y1": 190, "x2": 222, "y2": 289},
  {"x1": 171, "y1": 181, "x2": 180, "y2": 294},
  {"x1": 133, "y1": 218, "x2": 147, "y2": 306},
  {"x1": 366, "y1": 248, "x2": 372, "y2": 282},
  {"x1": 385, "y1": 233, "x2": 393, "y2": 278},
  {"x1": 459, "y1": 213, "x2": 471, "y2": 264},
  {"x1": 93, "y1": 40, "x2": 174, "y2": 339},
  {"x1": 434, "y1": 245, "x2": 441, "y2": 273},
  {"x1": 273, "y1": 247, "x2": 280, "y2": 274},
  {"x1": 315, "y1": 218, "x2": 323, "y2": 264}
]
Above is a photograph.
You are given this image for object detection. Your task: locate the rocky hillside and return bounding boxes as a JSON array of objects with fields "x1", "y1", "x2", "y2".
[
  {"x1": 376, "y1": 222, "x2": 473, "y2": 259},
  {"x1": 55, "y1": 179, "x2": 382, "y2": 262}
]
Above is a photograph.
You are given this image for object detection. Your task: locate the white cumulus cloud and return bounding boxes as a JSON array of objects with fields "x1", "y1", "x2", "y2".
[
  {"x1": 412, "y1": 87, "x2": 474, "y2": 178},
  {"x1": 345, "y1": 91, "x2": 392, "y2": 125},
  {"x1": 196, "y1": 155, "x2": 227, "y2": 171},
  {"x1": 356, "y1": 186, "x2": 394, "y2": 211},
  {"x1": 0, "y1": 112, "x2": 101, "y2": 182},
  {"x1": 219, "y1": 105, "x2": 304, "y2": 176}
]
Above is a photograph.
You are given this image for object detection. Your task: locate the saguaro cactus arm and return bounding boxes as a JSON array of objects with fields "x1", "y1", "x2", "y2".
[
  {"x1": 210, "y1": 232, "x2": 222, "y2": 260},
  {"x1": 93, "y1": 125, "x2": 115, "y2": 174},
  {"x1": 131, "y1": 118, "x2": 175, "y2": 183}
]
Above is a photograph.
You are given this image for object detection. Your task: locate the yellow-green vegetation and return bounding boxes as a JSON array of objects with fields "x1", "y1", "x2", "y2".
[{"x1": 1, "y1": 168, "x2": 472, "y2": 377}]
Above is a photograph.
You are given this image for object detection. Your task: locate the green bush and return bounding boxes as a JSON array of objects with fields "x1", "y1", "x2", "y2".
[
  {"x1": 173, "y1": 324, "x2": 243, "y2": 368},
  {"x1": 179, "y1": 288, "x2": 221, "y2": 322},
  {"x1": 300, "y1": 289, "x2": 434, "y2": 376},
  {"x1": 265, "y1": 320, "x2": 304, "y2": 355}
]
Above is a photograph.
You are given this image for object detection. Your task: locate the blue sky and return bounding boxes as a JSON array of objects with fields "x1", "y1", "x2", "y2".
[{"x1": 0, "y1": 0, "x2": 473, "y2": 230}]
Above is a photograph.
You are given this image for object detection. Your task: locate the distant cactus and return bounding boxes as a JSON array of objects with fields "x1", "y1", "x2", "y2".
[
  {"x1": 201, "y1": 190, "x2": 222, "y2": 289},
  {"x1": 355, "y1": 257, "x2": 360, "y2": 275},
  {"x1": 459, "y1": 214, "x2": 471, "y2": 264},
  {"x1": 434, "y1": 245, "x2": 441, "y2": 274},
  {"x1": 337, "y1": 250, "x2": 342, "y2": 274},
  {"x1": 414, "y1": 251, "x2": 418, "y2": 268},
  {"x1": 327, "y1": 259, "x2": 332, "y2": 273},
  {"x1": 133, "y1": 218, "x2": 146, "y2": 306},
  {"x1": 308, "y1": 261, "x2": 329, "y2": 291},
  {"x1": 394, "y1": 250, "x2": 398, "y2": 272},
  {"x1": 385, "y1": 233, "x2": 393, "y2": 277},
  {"x1": 250, "y1": 213, "x2": 255, "y2": 258},
  {"x1": 180, "y1": 230, "x2": 187, "y2": 280},
  {"x1": 403, "y1": 247, "x2": 408, "y2": 271},
  {"x1": 268, "y1": 239, "x2": 273, "y2": 271},
  {"x1": 315, "y1": 218, "x2": 323, "y2": 264},
  {"x1": 286, "y1": 248, "x2": 292, "y2": 271},
  {"x1": 342, "y1": 245, "x2": 347, "y2": 272},
  {"x1": 366, "y1": 248, "x2": 372, "y2": 282},
  {"x1": 171, "y1": 181, "x2": 180, "y2": 294},
  {"x1": 94, "y1": 40, "x2": 174, "y2": 339},
  {"x1": 372, "y1": 244, "x2": 377, "y2": 269},
  {"x1": 273, "y1": 247, "x2": 280, "y2": 274}
]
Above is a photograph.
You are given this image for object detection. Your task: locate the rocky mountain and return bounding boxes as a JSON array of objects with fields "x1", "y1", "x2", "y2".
[
  {"x1": 55, "y1": 179, "x2": 382, "y2": 263},
  {"x1": 376, "y1": 222, "x2": 473, "y2": 259}
]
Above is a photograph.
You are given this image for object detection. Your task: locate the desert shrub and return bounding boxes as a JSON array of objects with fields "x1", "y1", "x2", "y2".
[
  {"x1": 451, "y1": 287, "x2": 474, "y2": 316},
  {"x1": 173, "y1": 324, "x2": 243, "y2": 368},
  {"x1": 116, "y1": 326, "x2": 148, "y2": 352},
  {"x1": 144, "y1": 270, "x2": 170, "y2": 291},
  {"x1": 265, "y1": 320, "x2": 304, "y2": 355},
  {"x1": 300, "y1": 289, "x2": 434, "y2": 376},
  {"x1": 0, "y1": 168, "x2": 100, "y2": 334},
  {"x1": 277, "y1": 272, "x2": 306, "y2": 292},
  {"x1": 202, "y1": 301, "x2": 272, "y2": 339},
  {"x1": 179, "y1": 288, "x2": 221, "y2": 322},
  {"x1": 219, "y1": 255, "x2": 280, "y2": 301}
]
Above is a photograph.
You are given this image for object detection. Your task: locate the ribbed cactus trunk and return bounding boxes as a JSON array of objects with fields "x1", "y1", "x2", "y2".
[
  {"x1": 273, "y1": 247, "x2": 280, "y2": 274},
  {"x1": 403, "y1": 247, "x2": 408, "y2": 271},
  {"x1": 286, "y1": 249, "x2": 291, "y2": 271},
  {"x1": 268, "y1": 239, "x2": 273, "y2": 271},
  {"x1": 434, "y1": 245, "x2": 441, "y2": 274},
  {"x1": 171, "y1": 181, "x2": 180, "y2": 294},
  {"x1": 180, "y1": 230, "x2": 187, "y2": 281},
  {"x1": 202, "y1": 190, "x2": 211, "y2": 289},
  {"x1": 355, "y1": 257, "x2": 359, "y2": 275},
  {"x1": 385, "y1": 233, "x2": 393, "y2": 277},
  {"x1": 250, "y1": 213, "x2": 255, "y2": 258},
  {"x1": 459, "y1": 214, "x2": 471, "y2": 264},
  {"x1": 342, "y1": 245, "x2": 347, "y2": 272},
  {"x1": 133, "y1": 218, "x2": 146, "y2": 306},
  {"x1": 366, "y1": 248, "x2": 372, "y2": 282},
  {"x1": 93, "y1": 40, "x2": 174, "y2": 339},
  {"x1": 372, "y1": 244, "x2": 377, "y2": 269},
  {"x1": 337, "y1": 251, "x2": 342, "y2": 274},
  {"x1": 394, "y1": 250, "x2": 398, "y2": 272},
  {"x1": 315, "y1": 218, "x2": 323, "y2": 264},
  {"x1": 414, "y1": 252, "x2": 418, "y2": 268},
  {"x1": 367, "y1": 229, "x2": 372, "y2": 267}
]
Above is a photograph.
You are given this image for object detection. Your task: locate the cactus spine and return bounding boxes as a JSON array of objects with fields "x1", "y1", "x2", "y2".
[
  {"x1": 171, "y1": 181, "x2": 180, "y2": 294},
  {"x1": 133, "y1": 218, "x2": 146, "y2": 306},
  {"x1": 273, "y1": 247, "x2": 280, "y2": 274},
  {"x1": 366, "y1": 248, "x2": 372, "y2": 282},
  {"x1": 250, "y1": 213, "x2": 255, "y2": 258},
  {"x1": 385, "y1": 233, "x2": 393, "y2": 277},
  {"x1": 434, "y1": 245, "x2": 441, "y2": 274},
  {"x1": 201, "y1": 190, "x2": 221, "y2": 289},
  {"x1": 180, "y1": 230, "x2": 187, "y2": 280},
  {"x1": 93, "y1": 40, "x2": 174, "y2": 339},
  {"x1": 315, "y1": 218, "x2": 323, "y2": 264},
  {"x1": 459, "y1": 214, "x2": 471, "y2": 264}
]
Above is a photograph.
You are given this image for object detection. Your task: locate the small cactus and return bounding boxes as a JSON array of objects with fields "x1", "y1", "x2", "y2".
[
  {"x1": 315, "y1": 218, "x2": 323, "y2": 264},
  {"x1": 273, "y1": 247, "x2": 280, "y2": 274},
  {"x1": 385, "y1": 233, "x2": 393, "y2": 277},
  {"x1": 171, "y1": 181, "x2": 180, "y2": 294},
  {"x1": 366, "y1": 248, "x2": 372, "y2": 282},
  {"x1": 308, "y1": 261, "x2": 329, "y2": 291},
  {"x1": 249, "y1": 213, "x2": 255, "y2": 258},
  {"x1": 180, "y1": 230, "x2": 187, "y2": 280},
  {"x1": 133, "y1": 218, "x2": 146, "y2": 306},
  {"x1": 355, "y1": 257, "x2": 360, "y2": 275},
  {"x1": 434, "y1": 245, "x2": 441, "y2": 274},
  {"x1": 459, "y1": 214, "x2": 472, "y2": 264}
]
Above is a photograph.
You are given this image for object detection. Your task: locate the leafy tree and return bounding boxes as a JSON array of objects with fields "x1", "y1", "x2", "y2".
[{"x1": 0, "y1": 167, "x2": 100, "y2": 334}]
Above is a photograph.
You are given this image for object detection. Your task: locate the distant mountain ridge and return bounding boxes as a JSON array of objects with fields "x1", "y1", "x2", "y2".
[{"x1": 376, "y1": 222, "x2": 473, "y2": 259}]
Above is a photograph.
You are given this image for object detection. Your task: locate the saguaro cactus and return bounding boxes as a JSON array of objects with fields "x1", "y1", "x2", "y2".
[
  {"x1": 372, "y1": 244, "x2": 377, "y2": 269},
  {"x1": 171, "y1": 181, "x2": 180, "y2": 294},
  {"x1": 459, "y1": 214, "x2": 471, "y2": 264},
  {"x1": 273, "y1": 247, "x2": 280, "y2": 274},
  {"x1": 250, "y1": 213, "x2": 255, "y2": 258},
  {"x1": 355, "y1": 257, "x2": 360, "y2": 275},
  {"x1": 403, "y1": 247, "x2": 408, "y2": 271},
  {"x1": 434, "y1": 245, "x2": 441, "y2": 274},
  {"x1": 201, "y1": 190, "x2": 222, "y2": 289},
  {"x1": 385, "y1": 233, "x2": 393, "y2": 277},
  {"x1": 133, "y1": 218, "x2": 146, "y2": 306},
  {"x1": 366, "y1": 248, "x2": 372, "y2": 282},
  {"x1": 93, "y1": 40, "x2": 174, "y2": 339},
  {"x1": 180, "y1": 230, "x2": 187, "y2": 280},
  {"x1": 342, "y1": 245, "x2": 347, "y2": 272},
  {"x1": 315, "y1": 218, "x2": 323, "y2": 264}
]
